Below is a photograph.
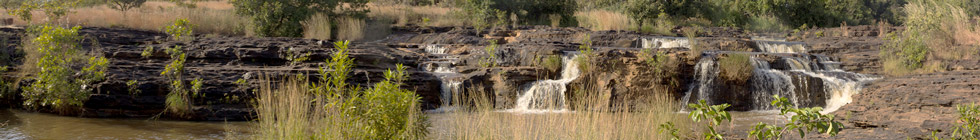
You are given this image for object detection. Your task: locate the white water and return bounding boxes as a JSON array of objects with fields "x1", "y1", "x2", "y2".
[
  {"x1": 420, "y1": 44, "x2": 465, "y2": 113},
  {"x1": 750, "y1": 57, "x2": 798, "y2": 110},
  {"x1": 755, "y1": 41, "x2": 807, "y2": 53},
  {"x1": 681, "y1": 58, "x2": 720, "y2": 106},
  {"x1": 683, "y1": 55, "x2": 877, "y2": 114},
  {"x1": 641, "y1": 37, "x2": 691, "y2": 49},
  {"x1": 511, "y1": 53, "x2": 581, "y2": 112}
]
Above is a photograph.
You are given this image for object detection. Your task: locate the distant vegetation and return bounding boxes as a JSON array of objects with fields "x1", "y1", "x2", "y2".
[{"x1": 880, "y1": 0, "x2": 980, "y2": 76}]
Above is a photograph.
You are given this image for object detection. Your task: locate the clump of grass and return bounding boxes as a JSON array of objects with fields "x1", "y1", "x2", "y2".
[
  {"x1": 540, "y1": 54, "x2": 562, "y2": 72},
  {"x1": 719, "y1": 53, "x2": 753, "y2": 84},
  {"x1": 302, "y1": 13, "x2": 331, "y2": 40},
  {"x1": 574, "y1": 10, "x2": 631, "y2": 31},
  {"x1": 684, "y1": 26, "x2": 702, "y2": 60},
  {"x1": 336, "y1": 17, "x2": 365, "y2": 41}
]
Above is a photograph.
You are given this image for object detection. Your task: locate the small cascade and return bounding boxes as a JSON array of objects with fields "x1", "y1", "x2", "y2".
[
  {"x1": 681, "y1": 58, "x2": 721, "y2": 106},
  {"x1": 641, "y1": 37, "x2": 691, "y2": 49},
  {"x1": 419, "y1": 44, "x2": 464, "y2": 112},
  {"x1": 750, "y1": 57, "x2": 798, "y2": 110},
  {"x1": 754, "y1": 40, "x2": 807, "y2": 53},
  {"x1": 512, "y1": 53, "x2": 581, "y2": 112},
  {"x1": 682, "y1": 54, "x2": 877, "y2": 113}
]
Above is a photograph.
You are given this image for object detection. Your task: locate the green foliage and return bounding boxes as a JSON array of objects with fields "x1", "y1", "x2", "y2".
[
  {"x1": 164, "y1": 19, "x2": 194, "y2": 41},
  {"x1": 140, "y1": 46, "x2": 153, "y2": 59},
  {"x1": 161, "y1": 45, "x2": 191, "y2": 116},
  {"x1": 230, "y1": 0, "x2": 368, "y2": 37},
  {"x1": 575, "y1": 35, "x2": 594, "y2": 73},
  {"x1": 9, "y1": 0, "x2": 80, "y2": 23},
  {"x1": 0, "y1": 0, "x2": 25, "y2": 10},
  {"x1": 106, "y1": 0, "x2": 145, "y2": 12},
  {"x1": 479, "y1": 40, "x2": 498, "y2": 68},
  {"x1": 540, "y1": 55, "x2": 563, "y2": 73},
  {"x1": 0, "y1": 67, "x2": 16, "y2": 101},
  {"x1": 688, "y1": 99, "x2": 732, "y2": 140},
  {"x1": 126, "y1": 80, "x2": 140, "y2": 95},
  {"x1": 455, "y1": 0, "x2": 501, "y2": 31},
  {"x1": 257, "y1": 40, "x2": 428, "y2": 139},
  {"x1": 21, "y1": 25, "x2": 108, "y2": 112},
  {"x1": 749, "y1": 95, "x2": 844, "y2": 140},
  {"x1": 719, "y1": 53, "x2": 753, "y2": 84},
  {"x1": 658, "y1": 122, "x2": 682, "y2": 140},
  {"x1": 951, "y1": 103, "x2": 979, "y2": 139}
]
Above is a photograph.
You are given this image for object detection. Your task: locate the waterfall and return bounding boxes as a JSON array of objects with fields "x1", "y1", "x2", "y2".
[
  {"x1": 681, "y1": 58, "x2": 720, "y2": 106},
  {"x1": 750, "y1": 57, "x2": 798, "y2": 110},
  {"x1": 641, "y1": 37, "x2": 691, "y2": 49},
  {"x1": 682, "y1": 55, "x2": 877, "y2": 114},
  {"x1": 755, "y1": 41, "x2": 807, "y2": 53},
  {"x1": 420, "y1": 44, "x2": 464, "y2": 113},
  {"x1": 511, "y1": 53, "x2": 581, "y2": 112}
]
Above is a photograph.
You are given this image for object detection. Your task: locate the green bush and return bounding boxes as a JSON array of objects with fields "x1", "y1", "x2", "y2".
[
  {"x1": 951, "y1": 103, "x2": 979, "y2": 139},
  {"x1": 230, "y1": 0, "x2": 368, "y2": 37},
  {"x1": 8, "y1": 0, "x2": 79, "y2": 23},
  {"x1": 749, "y1": 95, "x2": 843, "y2": 139},
  {"x1": 687, "y1": 99, "x2": 732, "y2": 140},
  {"x1": 161, "y1": 45, "x2": 191, "y2": 116},
  {"x1": 21, "y1": 25, "x2": 108, "y2": 113},
  {"x1": 257, "y1": 41, "x2": 428, "y2": 139},
  {"x1": 164, "y1": 19, "x2": 194, "y2": 41},
  {"x1": 719, "y1": 53, "x2": 753, "y2": 84}
]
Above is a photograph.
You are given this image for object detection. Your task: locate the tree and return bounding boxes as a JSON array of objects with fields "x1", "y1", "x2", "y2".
[
  {"x1": 230, "y1": 0, "x2": 368, "y2": 37},
  {"x1": 106, "y1": 0, "x2": 146, "y2": 12}
]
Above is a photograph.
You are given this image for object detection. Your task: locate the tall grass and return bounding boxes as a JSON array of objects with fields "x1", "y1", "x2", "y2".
[
  {"x1": 367, "y1": 3, "x2": 460, "y2": 27},
  {"x1": 254, "y1": 41, "x2": 428, "y2": 139},
  {"x1": 438, "y1": 82, "x2": 692, "y2": 139},
  {"x1": 574, "y1": 10, "x2": 631, "y2": 31},
  {"x1": 302, "y1": 13, "x2": 331, "y2": 40},
  {"x1": 336, "y1": 17, "x2": 365, "y2": 41},
  {"x1": 2, "y1": 1, "x2": 248, "y2": 36},
  {"x1": 719, "y1": 53, "x2": 754, "y2": 84},
  {"x1": 880, "y1": 0, "x2": 980, "y2": 76}
]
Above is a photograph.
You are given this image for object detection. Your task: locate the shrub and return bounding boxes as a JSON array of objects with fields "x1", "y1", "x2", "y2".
[
  {"x1": 687, "y1": 99, "x2": 732, "y2": 140},
  {"x1": 540, "y1": 54, "x2": 563, "y2": 73},
  {"x1": 256, "y1": 41, "x2": 428, "y2": 139},
  {"x1": 20, "y1": 25, "x2": 108, "y2": 113},
  {"x1": 575, "y1": 35, "x2": 594, "y2": 73},
  {"x1": 479, "y1": 40, "x2": 498, "y2": 68},
  {"x1": 230, "y1": 0, "x2": 368, "y2": 37},
  {"x1": 164, "y1": 18, "x2": 194, "y2": 41},
  {"x1": 161, "y1": 45, "x2": 191, "y2": 116},
  {"x1": 879, "y1": 0, "x2": 980, "y2": 76},
  {"x1": 951, "y1": 103, "x2": 979, "y2": 139},
  {"x1": 749, "y1": 95, "x2": 843, "y2": 139},
  {"x1": 9, "y1": 0, "x2": 80, "y2": 23},
  {"x1": 719, "y1": 53, "x2": 753, "y2": 84}
]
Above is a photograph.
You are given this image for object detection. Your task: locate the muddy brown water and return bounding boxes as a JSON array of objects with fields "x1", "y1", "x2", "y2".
[{"x1": 0, "y1": 109, "x2": 252, "y2": 140}]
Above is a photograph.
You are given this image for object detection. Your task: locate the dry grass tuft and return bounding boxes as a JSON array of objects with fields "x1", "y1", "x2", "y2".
[
  {"x1": 574, "y1": 10, "x2": 631, "y2": 31},
  {"x1": 302, "y1": 13, "x2": 332, "y2": 40},
  {"x1": 367, "y1": 3, "x2": 459, "y2": 27}
]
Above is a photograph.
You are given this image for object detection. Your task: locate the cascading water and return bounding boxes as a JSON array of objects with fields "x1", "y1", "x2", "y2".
[
  {"x1": 681, "y1": 58, "x2": 721, "y2": 106},
  {"x1": 754, "y1": 40, "x2": 807, "y2": 53},
  {"x1": 750, "y1": 57, "x2": 798, "y2": 110},
  {"x1": 511, "y1": 53, "x2": 581, "y2": 112},
  {"x1": 419, "y1": 44, "x2": 464, "y2": 112},
  {"x1": 682, "y1": 53, "x2": 877, "y2": 114},
  {"x1": 642, "y1": 37, "x2": 690, "y2": 49}
]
